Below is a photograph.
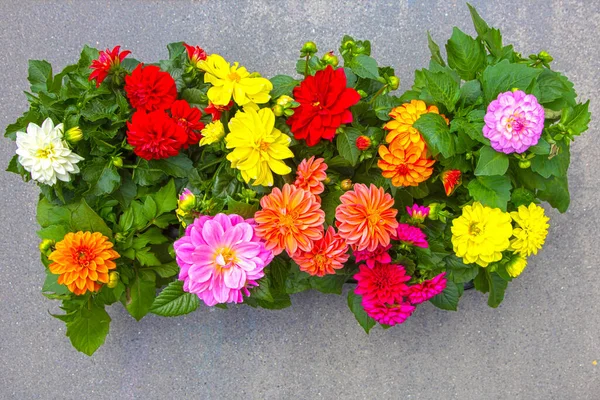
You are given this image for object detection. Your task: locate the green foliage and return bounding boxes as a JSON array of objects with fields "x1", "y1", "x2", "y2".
[
  {"x1": 270, "y1": 75, "x2": 299, "y2": 98},
  {"x1": 151, "y1": 280, "x2": 200, "y2": 317},
  {"x1": 336, "y1": 127, "x2": 362, "y2": 166},
  {"x1": 65, "y1": 302, "x2": 111, "y2": 356},
  {"x1": 482, "y1": 60, "x2": 542, "y2": 102},
  {"x1": 474, "y1": 146, "x2": 509, "y2": 176},
  {"x1": 413, "y1": 113, "x2": 455, "y2": 158},
  {"x1": 348, "y1": 290, "x2": 376, "y2": 333},
  {"x1": 467, "y1": 175, "x2": 512, "y2": 211},
  {"x1": 446, "y1": 28, "x2": 486, "y2": 80},
  {"x1": 429, "y1": 281, "x2": 462, "y2": 311}
]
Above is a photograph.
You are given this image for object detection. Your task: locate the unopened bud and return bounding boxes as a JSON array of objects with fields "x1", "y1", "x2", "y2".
[
  {"x1": 427, "y1": 203, "x2": 441, "y2": 220},
  {"x1": 272, "y1": 104, "x2": 284, "y2": 117},
  {"x1": 39, "y1": 239, "x2": 55, "y2": 253},
  {"x1": 324, "y1": 177, "x2": 331, "y2": 185},
  {"x1": 342, "y1": 39, "x2": 356, "y2": 51},
  {"x1": 357, "y1": 90, "x2": 368, "y2": 98},
  {"x1": 111, "y1": 156, "x2": 123, "y2": 168},
  {"x1": 387, "y1": 76, "x2": 400, "y2": 90},
  {"x1": 114, "y1": 232, "x2": 126, "y2": 242},
  {"x1": 107, "y1": 271, "x2": 120, "y2": 288},
  {"x1": 518, "y1": 160, "x2": 531, "y2": 169},
  {"x1": 340, "y1": 179, "x2": 353, "y2": 191},
  {"x1": 355, "y1": 135, "x2": 372, "y2": 151},
  {"x1": 322, "y1": 51, "x2": 339, "y2": 67},
  {"x1": 538, "y1": 51, "x2": 553, "y2": 63},
  {"x1": 65, "y1": 126, "x2": 83, "y2": 143},
  {"x1": 276, "y1": 95, "x2": 294, "y2": 108},
  {"x1": 301, "y1": 41, "x2": 318, "y2": 57}
]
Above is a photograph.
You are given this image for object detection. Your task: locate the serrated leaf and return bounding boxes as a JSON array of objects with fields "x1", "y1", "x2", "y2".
[
  {"x1": 153, "y1": 179, "x2": 177, "y2": 215},
  {"x1": 444, "y1": 256, "x2": 480, "y2": 283},
  {"x1": 82, "y1": 159, "x2": 121, "y2": 196},
  {"x1": 66, "y1": 305, "x2": 111, "y2": 356},
  {"x1": 373, "y1": 95, "x2": 402, "y2": 121},
  {"x1": 427, "y1": 31, "x2": 446, "y2": 66},
  {"x1": 126, "y1": 270, "x2": 156, "y2": 320},
  {"x1": 446, "y1": 27, "x2": 486, "y2": 81},
  {"x1": 151, "y1": 262, "x2": 180, "y2": 278},
  {"x1": 474, "y1": 146, "x2": 509, "y2": 176},
  {"x1": 28, "y1": 60, "x2": 53, "y2": 93},
  {"x1": 413, "y1": 113, "x2": 455, "y2": 158},
  {"x1": 429, "y1": 280, "x2": 460, "y2": 311},
  {"x1": 459, "y1": 80, "x2": 483, "y2": 107},
  {"x1": 511, "y1": 187, "x2": 536, "y2": 208},
  {"x1": 482, "y1": 60, "x2": 542, "y2": 103},
  {"x1": 347, "y1": 290, "x2": 376, "y2": 333},
  {"x1": 537, "y1": 175, "x2": 570, "y2": 213},
  {"x1": 561, "y1": 101, "x2": 591, "y2": 136},
  {"x1": 347, "y1": 54, "x2": 379, "y2": 80},
  {"x1": 269, "y1": 75, "x2": 299, "y2": 98},
  {"x1": 226, "y1": 197, "x2": 259, "y2": 219},
  {"x1": 151, "y1": 280, "x2": 200, "y2": 317},
  {"x1": 536, "y1": 69, "x2": 576, "y2": 108},
  {"x1": 421, "y1": 69, "x2": 460, "y2": 112},
  {"x1": 149, "y1": 154, "x2": 193, "y2": 178},
  {"x1": 467, "y1": 175, "x2": 512, "y2": 211},
  {"x1": 69, "y1": 199, "x2": 113, "y2": 237},
  {"x1": 336, "y1": 127, "x2": 362, "y2": 166},
  {"x1": 136, "y1": 247, "x2": 162, "y2": 267}
]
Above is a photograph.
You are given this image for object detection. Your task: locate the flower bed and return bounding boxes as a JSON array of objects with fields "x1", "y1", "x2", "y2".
[{"x1": 5, "y1": 5, "x2": 590, "y2": 355}]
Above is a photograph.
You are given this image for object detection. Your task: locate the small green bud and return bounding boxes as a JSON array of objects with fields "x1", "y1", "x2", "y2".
[
  {"x1": 39, "y1": 239, "x2": 55, "y2": 253},
  {"x1": 107, "y1": 271, "x2": 120, "y2": 288},
  {"x1": 65, "y1": 126, "x2": 83, "y2": 143},
  {"x1": 357, "y1": 89, "x2": 368, "y2": 98},
  {"x1": 342, "y1": 39, "x2": 356, "y2": 50},
  {"x1": 114, "y1": 232, "x2": 126, "y2": 242},
  {"x1": 387, "y1": 76, "x2": 400, "y2": 90},
  {"x1": 465, "y1": 152, "x2": 473, "y2": 160},
  {"x1": 301, "y1": 41, "x2": 318, "y2": 56},
  {"x1": 340, "y1": 179, "x2": 353, "y2": 191},
  {"x1": 354, "y1": 44, "x2": 368, "y2": 55},
  {"x1": 276, "y1": 95, "x2": 294, "y2": 108},
  {"x1": 538, "y1": 51, "x2": 553, "y2": 63},
  {"x1": 518, "y1": 160, "x2": 531, "y2": 169},
  {"x1": 324, "y1": 177, "x2": 331, "y2": 185},
  {"x1": 111, "y1": 156, "x2": 123, "y2": 168},
  {"x1": 321, "y1": 51, "x2": 339, "y2": 67},
  {"x1": 272, "y1": 104, "x2": 284, "y2": 117}
]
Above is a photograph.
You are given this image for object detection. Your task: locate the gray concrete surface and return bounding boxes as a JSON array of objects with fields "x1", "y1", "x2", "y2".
[{"x1": 1, "y1": 0, "x2": 599, "y2": 399}]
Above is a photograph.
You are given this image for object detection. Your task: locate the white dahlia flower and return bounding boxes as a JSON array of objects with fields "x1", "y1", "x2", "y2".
[{"x1": 15, "y1": 118, "x2": 84, "y2": 186}]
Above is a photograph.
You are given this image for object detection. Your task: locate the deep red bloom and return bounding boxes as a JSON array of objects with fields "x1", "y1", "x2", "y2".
[
  {"x1": 362, "y1": 298, "x2": 416, "y2": 326},
  {"x1": 125, "y1": 64, "x2": 177, "y2": 112},
  {"x1": 354, "y1": 262, "x2": 411, "y2": 304},
  {"x1": 89, "y1": 46, "x2": 131, "y2": 87},
  {"x1": 126, "y1": 110, "x2": 186, "y2": 160},
  {"x1": 287, "y1": 65, "x2": 360, "y2": 146},
  {"x1": 441, "y1": 169, "x2": 462, "y2": 196},
  {"x1": 407, "y1": 272, "x2": 447, "y2": 305},
  {"x1": 204, "y1": 101, "x2": 233, "y2": 121},
  {"x1": 170, "y1": 100, "x2": 205, "y2": 147},
  {"x1": 183, "y1": 43, "x2": 207, "y2": 64}
]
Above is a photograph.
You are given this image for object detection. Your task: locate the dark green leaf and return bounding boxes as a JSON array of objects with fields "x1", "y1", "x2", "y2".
[
  {"x1": 536, "y1": 69, "x2": 576, "y2": 108},
  {"x1": 28, "y1": 60, "x2": 53, "y2": 93},
  {"x1": 82, "y1": 159, "x2": 121, "y2": 196},
  {"x1": 427, "y1": 31, "x2": 446, "y2": 66},
  {"x1": 69, "y1": 199, "x2": 113, "y2": 237},
  {"x1": 151, "y1": 280, "x2": 200, "y2": 317},
  {"x1": 226, "y1": 197, "x2": 259, "y2": 219},
  {"x1": 136, "y1": 247, "x2": 162, "y2": 267},
  {"x1": 153, "y1": 179, "x2": 177, "y2": 215},
  {"x1": 445, "y1": 255, "x2": 480, "y2": 283},
  {"x1": 66, "y1": 304, "x2": 111, "y2": 356},
  {"x1": 336, "y1": 127, "x2": 362, "y2": 166},
  {"x1": 151, "y1": 262, "x2": 180, "y2": 278},
  {"x1": 413, "y1": 113, "x2": 455, "y2": 158},
  {"x1": 347, "y1": 54, "x2": 379, "y2": 80},
  {"x1": 422, "y1": 69, "x2": 460, "y2": 112},
  {"x1": 511, "y1": 187, "x2": 536, "y2": 208},
  {"x1": 347, "y1": 290, "x2": 376, "y2": 333},
  {"x1": 269, "y1": 75, "x2": 299, "y2": 98},
  {"x1": 474, "y1": 146, "x2": 509, "y2": 176},
  {"x1": 446, "y1": 27, "x2": 486, "y2": 80},
  {"x1": 459, "y1": 80, "x2": 483, "y2": 107},
  {"x1": 310, "y1": 274, "x2": 346, "y2": 295},
  {"x1": 126, "y1": 270, "x2": 156, "y2": 320},
  {"x1": 429, "y1": 281, "x2": 460, "y2": 311},
  {"x1": 561, "y1": 101, "x2": 591, "y2": 137},
  {"x1": 321, "y1": 189, "x2": 343, "y2": 226},
  {"x1": 487, "y1": 271, "x2": 508, "y2": 308},
  {"x1": 482, "y1": 60, "x2": 542, "y2": 103},
  {"x1": 467, "y1": 175, "x2": 512, "y2": 211},
  {"x1": 149, "y1": 154, "x2": 194, "y2": 178},
  {"x1": 537, "y1": 175, "x2": 570, "y2": 212}
]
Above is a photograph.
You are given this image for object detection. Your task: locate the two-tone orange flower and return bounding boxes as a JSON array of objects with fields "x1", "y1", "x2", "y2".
[
  {"x1": 335, "y1": 183, "x2": 399, "y2": 252},
  {"x1": 384, "y1": 99, "x2": 447, "y2": 148},
  {"x1": 48, "y1": 231, "x2": 120, "y2": 296},
  {"x1": 378, "y1": 139, "x2": 435, "y2": 187},
  {"x1": 441, "y1": 169, "x2": 462, "y2": 196},
  {"x1": 294, "y1": 156, "x2": 328, "y2": 196},
  {"x1": 292, "y1": 227, "x2": 349, "y2": 277},
  {"x1": 254, "y1": 184, "x2": 325, "y2": 256}
]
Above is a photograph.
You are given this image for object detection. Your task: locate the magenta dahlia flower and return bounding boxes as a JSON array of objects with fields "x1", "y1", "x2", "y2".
[
  {"x1": 354, "y1": 262, "x2": 410, "y2": 304},
  {"x1": 483, "y1": 90, "x2": 545, "y2": 154},
  {"x1": 407, "y1": 272, "x2": 447, "y2": 304},
  {"x1": 174, "y1": 213, "x2": 274, "y2": 306},
  {"x1": 396, "y1": 223, "x2": 428, "y2": 248},
  {"x1": 362, "y1": 298, "x2": 416, "y2": 326},
  {"x1": 406, "y1": 204, "x2": 430, "y2": 223},
  {"x1": 353, "y1": 244, "x2": 392, "y2": 269}
]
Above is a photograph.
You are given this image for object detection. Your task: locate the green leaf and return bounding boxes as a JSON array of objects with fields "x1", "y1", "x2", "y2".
[
  {"x1": 268, "y1": 257, "x2": 291, "y2": 291},
  {"x1": 561, "y1": 101, "x2": 591, "y2": 137},
  {"x1": 321, "y1": 189, "x2": 343, "y2": 226},
  {"x1": 269, "y1": 75, "x2": 299, "y2": 98},
  {"x1": 42, "y1": 269, "x2": 70, "y2": 294},
  {"x1": 28, "y1": 60, "x2": 53, "y2": 93},
  {"x1": 446, "y1": 27, "x2": 486, "y2": 81},
  {"x1": 373, "y1": 95, "x2": 402, "y2": 121},
  {"x1": 467, "y1": 175, "x2": 512, "y2": 211},
  {"x1": 181, "y1": 88, "x2": 206, "y2": 106},
  {"x1": 459, "y1": 80, "x2": 483, "y2": 107},
  {"x1": 78, "y1": 45, "x2": 99, "y2": 68},
  {"x1": 537, "y1": 175, "x2": 570, "y2": 212},
  {"x1": 413, "y1": 113, "x2": 455, "y2": 158},
  {"x1": 487, "y1": 271, "x2": 508, "y2": 308},
  {"x1": 336, "y1": 127, "x2": 362, "y2": 166},
  {"x1": 467, "y1": 3, "x2": 491, "y2": 37},
  {"x1": 422, "y1": 69, "x2": 460, "y2": 112},
  {"x1": 310, "y1": 274, "x2": 346, "y2": 295},
  {"x1": 474, "y1": 146, "x2": 509, "y2": 176},
  {"x1": 69, "y1": 199, "x2": 113, "y2": 237},
  {"x1": 444, "y1": 255, "x2": 480, "y2": 283},
  {"x1": 427, "y1": 31, "x2": 446, "y2": 66},
  {"x1": 473, "y1": 267, "x2": 489, "y2": 293},
  {"x1": 149, "y1": 154, "x2": 194, "y2": 178},
  {"x1": 37, "y1": 224, "x2": 69, "y2": 241},
  {"x1": 37, "y1": 197, "x2": 71, "y2": 228},
  {"x1": 347, "y1": 54, "x2": 379, "y2": 80},
  {"x1": 151, "y1": 262, "x2": 180, "y2": 278},
  {"x1": 126, "y1": 270, "x2": 156, "y2": 321},
  {"x1": 212, "y1": 167, "x2": 241, "y2": 198},
  {"x1": 482, "y1": 60, "x2": 542, "y2": 103},
  {"x1": 226, "y1": 197, "x2": 259, "y2": 219},
  {"x1": 134, "y1": 160, "x2": 166, "y2": 186},
  {"x1": 82, "y1": 159, "x2": 121, "y2": 196},
  {"x1": 347, "y1": 290, "x2": 376, "y2": 334},
  {"x1": 153, "y1": 179, "x2": 177, "y2": 215},
  {"x1": 451, "y1": 117, "x2": 487, "y2": 145},
  {"x1": 467, "y1": 3, "x2": 503, "y2": 57},
  {"x1": 151, "y1": 280, "x2": 200, "y2": 317},
  {"x1": 536, "y1": 69, "x2": 576, "y2": 108},
  {"x1": 65, "y1": 304, "x2": 111, "y2": 356},
  {"x1": 511, "y1": 187, "x2": 536, "y2": 208},
  {"x1": 530, "y1": 142, "x2": 570, "y2": 178},
  {"x1": 429, "y1": 281, "x2": 460, "y2": 311},
  {"x1": 136, "y1": 247, "x2": 162, "y2": 267}
]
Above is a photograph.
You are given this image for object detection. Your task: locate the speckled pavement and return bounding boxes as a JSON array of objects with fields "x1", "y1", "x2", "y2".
[{"x1": 0, "y1": 1, "x2": 598, "y2": 399}]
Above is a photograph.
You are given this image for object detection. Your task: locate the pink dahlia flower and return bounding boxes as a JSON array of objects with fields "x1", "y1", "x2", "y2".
[
  {"x1": 483, "y1": 90, "x2": 545, "y2": 154},
  {"x1": 362, "y1": 298, "x2": 416, "y2": 326},
  {"x1": 406, "y1": 204, "x2": 430, "y2": 223},
  {"x1": 353, "y1": 244, "x2": 392, "y2": 269},
  {"x1": 396, "y1": 223, "x2": 428, "y2": 248},
  {"x1": 407, "y1": 272, "x2": 447, "y2": 305},
  {"x1": 174, "y1": 213, "x2": 274, "y2": 306},
  {"x1": 354, "y1": 262, "x2": 410, "y2": 304}
]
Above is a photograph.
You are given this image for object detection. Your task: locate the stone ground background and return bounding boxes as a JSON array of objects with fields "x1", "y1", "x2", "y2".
[{"x1": 0, "y1": 0, "x2": 599, "y2": 399}]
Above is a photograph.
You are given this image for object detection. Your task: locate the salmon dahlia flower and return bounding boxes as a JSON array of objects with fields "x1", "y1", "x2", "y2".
[
  {"x1": 48, "y1": 231, "x2": 120, "y2": 296},
  {"x1": 124, "y1": 64, "x2": 177, "y2": 112},
  {"x1": 254, "y1": 184, "x2": 325, "y2": 256},
  {"x1": 173, "y1": 213, "x2": 274, "y2": 306},
  {"x1": 89, "y1": 45, "x2": 131, "y2": 87},
  {"x1": 292, "y1": 227, "x2": 349, "y2": 277},
  {"x1": 335, "y1": 183, "x2": 399, "y2": 252},
  {"x1": 294, "y1": 156, "x2": 328, "y2": 196},
  {"x1": 510, "y1": 203, "x2": 549, "y2": 256},
  {"x1": 384, "y1": 100, "x2": 447, "y2": 147},
  {"x1": 378, "y1": 139, "x2": 435, "y2": 187}
]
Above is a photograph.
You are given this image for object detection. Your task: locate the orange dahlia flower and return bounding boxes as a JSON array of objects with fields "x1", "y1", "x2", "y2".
[
  {"x1": 294, "y1": 156, "x2": 328, "y2": 196},
  {"x1": 384, "y1": 99, "x2": 448, "y2": 148},
  {"x1": 335, "y1": 183, "x2": 399, "y2": 252},
  {"x1": 48, "y1": 231, "x2": 120, "y2": 296},
  {"x1": 378, "y1": 139, "x2": 435, "y2": 187},
  {"x1": 254, "y1": 184, "x2": 325, "y2": 256},
  {"x1": 292, "y1": 226, "x2": 349, "y2": 277}
]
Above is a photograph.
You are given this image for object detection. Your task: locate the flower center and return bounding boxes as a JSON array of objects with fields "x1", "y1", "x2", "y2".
[
  {"x1": 507, "y1": 113, "x2": 527, "y2": 133},
  {"x1": 35, "y1": 144, "x2": 55, "y2": 159},
  {"x1": 367, "y1": 211, "x2": 382, "y2": 227},
  {"x1": 228, "y1": 72, "x2": 241, "y2": 83},
  {"x1": 314, "y1": 254, "x2": 327, "y2": 270},
  {"x1": 259, "y1": 141, "x2": 270, "y2": 151},
  {"x1": 215, "y1": 247, "x2": 237, "y2": 268},
  {"x1": 74, "y1": 247, "x2": 93, "y2": 267},
  {"x1": 279, "y1": 209, "x2": 299, "y2": 229},
  {"x1": 468, "y1": 222, "x2": 482, "y2": 236}
]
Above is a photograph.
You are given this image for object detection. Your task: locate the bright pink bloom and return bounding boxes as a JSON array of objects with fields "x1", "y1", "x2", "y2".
[
  {"x1": 396, "y1": 223, "x2": 428, "y2": 248},
  {"x1": 354, "y1": 262, "x2": 410, "y2": 304},
  {"x1": 362, "y1": 298, "x2": 416, "y2": 326},
  {"x1": 407, "y1": 272, "x2": 447, "y2": 305},
  {"x1": 406, "y1": 204, "x2": 430, "y2": 223},
  {"x1": 89, "y1": 46, "x2": 131, "y2": 87},
  {"x1": 353, "y1": 244, "x2": 392, "y2": 269},
  {"x1": 174, "y1": 213, "x2": 274, "y2": 306}
]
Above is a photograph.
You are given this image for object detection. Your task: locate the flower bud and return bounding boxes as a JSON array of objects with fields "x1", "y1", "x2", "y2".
[
  {"x1": 39, "y1": 239, "x2": 55, "y2": 253},
  {"x1": 114, "y1": 232, "x2": 126, "y2": 242},
  {"x1": 107, "y1": 271, "x2": 120, "y2": 288},
  {"x1": 355, "y1": 135, "x2": 372, "y2": 151},
  {"x1": 427, "y1": 203, "x2": 442, "y2": 220},
  {"x1": 276, "y1": 95, "x2": 294, "y2": 108},
  {"x1": 538, "y1": 51, "x2": 553, "y2": 63},
  {"x1": 354, "y1": 44, "x2": 368, "y2": 55},
  {"x1": 272, "y1": 104, "x2": 284, "y2": 117},
  {"x1": 357, "y1": 90, "x2": 368, "y2": 98},
  {"x1": 387, "y1": 76, "x2": 400, "y2": 90},
  {"x1": 178, "y1": 188, "x2": 196, "y2": 211},
  {"x1": 111, "y1": 156, "x2": 123, "y2": 168},
  {"x1": 342, "y1": 39, "x2": 356, "y2": 50},
  {"x1": 322, "y1": 51, "x2": 339, "y2": 67},
  {"x1": 65, "y1": 126, "x2": 83, "y2": 143},
  {"x1": 301, "y1": 41, "x2": 318, "y2": 56},
  {"x1": 506, "y1": 254, "x2": 528, "y2": 278},
  {"x1": 518, "y1": 159, "x2": 531, "y2": 169},
  {"x1": 340, "y1": 179, "x2": 353, "y2": 191},
  {"x1": 324, "y1": 177, "x2": 331, "y2": 185},
  {"x1": 440, "y1": 170, "x2": 462, "y2": 196}
]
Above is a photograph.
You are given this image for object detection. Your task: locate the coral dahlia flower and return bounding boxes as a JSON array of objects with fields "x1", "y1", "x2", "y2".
[
  {"x1": 396, "y1": 223, "x2": 428, "y2": 248},
  {"x1": 353, "y1": 244, "x2": 392, "y2": 269},
  {"x1": 335, "y1": 183, "x2": 399, "y2": 252},
  {"x1": 174, "y1": 214, "x2": 274, "y2": 306},
  {"x1": 286, "y1": 65, "x2": 360, "y2": 146},
  {"x1": 254, "y1": 184, "x2": 325, "y2": 256},
  {"x1": 126, "y1": 110, "x2": 187, "y2": 160},
  {"x1": 510, "y1": 203, "x2": 549, "y2": 256},
  {"x1": 362, "y1": 298, "x2": 416, "y2": 326},
  {"x1": 170, "y1": 99, "x2": 205, "y2": 147},
  {"x1": 292, "y1": 227, "x2": 349, "y2": 277},
  {"x1": 89, "y1": 45, "x2": 131, "y2": 87},
  {"x1": 407, "y1": 272, "x2": 447, "y2": 304},
  {"x1": 48, "y1": 231, "x2": 120, "y2": 296},
  {"x1": 384, "y1": 99, "x2": 447, "y2": 147},
  {"x1": 294, "y1": 156, "x2": 328, "y2": 196},
  {"x1": 378, "y1": 139, "x2": 435, "y2": 187},
  {"x1": 125, "y1": 64, "x2": 177, "y2": 112},
  {"x1": 354, "y1": 262, "x2": 411, "y2": 304}
]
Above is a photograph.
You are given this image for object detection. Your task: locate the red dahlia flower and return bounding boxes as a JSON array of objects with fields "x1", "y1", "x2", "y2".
[
  {"x1": 125, "y1": 64, "x2": 177, "y2": 112},
  {"x1": 354, "y1": 262, "x2": 411, "y2": 304},
  {"x1": 287, "y1": 65, "x2": 360, "y2": 146},
  {"x1": 89, "y1": 46, "x2": 131, "y2": 87},
  {"x1": 126, "y1": 110, "x2": 186, "y2": 160},
  {"x1": 170, "y1": 100, "x2": 205, "y2": 147},
  {"x1": 441, "y1": 169, "x2": 462, "y2": 196},
  {"x1": 204, "y1": 101, "x2": 233, "y2": 121},
  {"x1": 183, "y1": 43, "x2": 207, "y2": 64}
]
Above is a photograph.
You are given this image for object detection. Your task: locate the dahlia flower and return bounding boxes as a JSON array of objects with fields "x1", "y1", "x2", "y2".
[
  {"x1": 505, "y1": 254, "x2": 528, "y2": 278},
  {"x1": 353, "y1": 244, "x2": 392, "y2": 269},
  {"x1": 183, "y1": 43, "x2": 207, "y2": 66},
  {"x1": 126, "y1": 110, "x2": 186, "y2": 160},
  {"x1": 291, "y1": 227, "x2": 349, "y2": 277},
  {"x1": 48, "y1": 231, "x2": 120, "y2": 296},
  {"x1": 483, "y1": 90, "x2": 545, "y2": 154},
  {"x1": 354, "y1": 262, "x2": 411, "y2": 304},
  {"x1": 406, "y1": 204, "x2": 430, "y2": 223},
  {"x1": 396, "y1": 223, "x2": 428, "y2": 248},
  {"x1": 173, "y1": 213, "x2": 274, "y2": 306},
  {"x1": 510, "y1": 203, "x2": 549, "y2": 256},
  {"x1": 199, "y1": 54, "x2": 272, "y2": 106},
  {"x1": 125, "y1": 64, "x2": 177, "y2": 112},
  {"x1": 335, "y1": 183, "x2": 399, "y2": 252},
  {"x1": 384, "y1": 100, "x2": 447, "y2": 147},
  {"x1": 226, "y1": 108, "x2": 293, "y2": 187},
  {"x1": 451, "y1": 202, "x2": 513, "y2": 267},
  {"x1": 89, "y1": 45, "x2": 131, "y2": 87},
  {"x1": 15, "y1": 118, "x2": 84, "y2": 186},
  {"x1": 204, "y1": 101, "x2": 233, "y2": 121},
  {"x1": 362, "y1": 298, "x2": 416, "y2": 326},
  {"x1": 378, "y1": 139, "x2": 435, "y2": 187},
  {"x1": 294, "y1": 156, "x2": 328, "y2": 196},
  {"x1": 199, "y1": 120, "x2": 225, "y2": 146},
  {"x1": 407, "y1": 272, "x2": 447, "y2": 304},
  {"x1": 254, "y1": 184, "x2": 325, "y2": 256},
  {"x1": 441, "y1": 169, "x2": 462, "y2": 196},
  {"x1": 170, "y1": 99, "x2": 205, "y2": 147},
  {"x1": 355, "y1": 135, "x2": 372, "y2": 151},
  {"x1": 286, "y1": 65, "x2": 360, "y2": 146}
]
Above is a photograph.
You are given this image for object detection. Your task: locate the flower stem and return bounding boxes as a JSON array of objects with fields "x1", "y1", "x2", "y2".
[
  {"x1": 304, "y1": 54, "x2": 309, "y2": 76},
  {"x1": 369, "y1": 85, "x2": 389, "y2": 105}
]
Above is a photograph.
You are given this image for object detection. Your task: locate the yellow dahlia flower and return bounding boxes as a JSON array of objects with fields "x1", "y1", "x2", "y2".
[
  {"x1": 510, "y1": 203, "x2": 549, "y2": 256},
  {"x1": 225, "y1": 107, "x2": 293, "y2": 186},
  {"x1": 199, "y1": 120, "x2": 225, "y2": 146},
  {"x1": 506, "y1": 254, "x2": 528, "y2": 278},
  {"x1": 451, "y1": 202, "x2": 513, "y2": 267},
  {"x1": 199, "y1": 54, "x2": 272, "y2": 107}
]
